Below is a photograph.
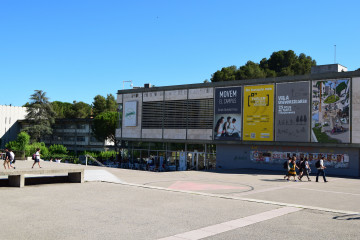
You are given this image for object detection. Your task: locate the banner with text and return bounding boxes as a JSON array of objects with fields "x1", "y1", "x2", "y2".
[
  {"x1": 243, "y1": 84, "x2": 274, "y2": 141},
  {"x1": 214, "y1": 86, "x2": 242, "y2": 140},
  {"x1": 275, "y1": 82, "x2": 310, "y2": 142}
]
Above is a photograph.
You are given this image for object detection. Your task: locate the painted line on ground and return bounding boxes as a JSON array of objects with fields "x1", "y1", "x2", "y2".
[
  {"x1": 291, "y1": 187, "x2": 360, "y2": 196},
  {"x1": 157, "y1": 207, "x2": 301, "y2": 240}
]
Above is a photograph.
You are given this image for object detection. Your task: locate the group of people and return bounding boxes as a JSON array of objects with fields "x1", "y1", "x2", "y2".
[
  {"x1": 284, "y1": 155, "x2": 327, "y2": 182},
  {"x1": 2, "y1": 148, "x2": 16, "y2": 169},
  {"x1": 215, "y1": 116, "x2": 240, "y2": 138},
  {"x1": 2, "y1": 148, "x2": 42, "y2": 169}
]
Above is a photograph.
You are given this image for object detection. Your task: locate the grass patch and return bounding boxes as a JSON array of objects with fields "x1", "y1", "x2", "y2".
[
  {"x1": 324, "y1": 95, "x2": 339, "y2": 104},
  {"x1": 313, "y1": 127, "x2": 339, "y2": 143}
]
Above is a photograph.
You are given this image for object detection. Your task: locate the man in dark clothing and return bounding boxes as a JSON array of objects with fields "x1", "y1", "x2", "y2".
[{"x1": 3, "y1": 148, "x2": 15, "y2": 169}]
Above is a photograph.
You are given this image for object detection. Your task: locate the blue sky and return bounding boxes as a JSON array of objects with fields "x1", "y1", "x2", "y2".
[{"x1": 1, "y1": 0, "x2": 359, "y2": 106}]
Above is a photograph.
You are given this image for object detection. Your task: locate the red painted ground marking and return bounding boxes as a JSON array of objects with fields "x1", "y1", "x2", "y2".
[{"x1": 168, "y1": 181, "x2": 248, "y2": 191}]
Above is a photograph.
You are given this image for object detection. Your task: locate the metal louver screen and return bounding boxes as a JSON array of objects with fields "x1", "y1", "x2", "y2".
[
  {"x1": 142, "y1": 99, "x2": 213, "y2": 129},
  {"x1": 142, "y1": 101, "x2": 164, "y2": 128}
]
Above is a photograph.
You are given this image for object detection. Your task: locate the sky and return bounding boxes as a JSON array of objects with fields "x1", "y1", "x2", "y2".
[{"x1": 1, "y1": 0, "x2": 359, "y2": 107}]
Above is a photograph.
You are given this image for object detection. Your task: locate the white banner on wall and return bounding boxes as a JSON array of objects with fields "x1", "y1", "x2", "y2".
[{"x1": 124, "y1": 101, "x2": 137, "y2": 127}]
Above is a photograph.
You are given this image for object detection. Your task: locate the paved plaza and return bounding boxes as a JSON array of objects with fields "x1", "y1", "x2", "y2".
[{"x1": 1, "y1": 161, "x2": 359, "y2": 239}]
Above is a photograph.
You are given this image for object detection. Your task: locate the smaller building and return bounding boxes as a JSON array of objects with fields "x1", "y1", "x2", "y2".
[
  {"x1": 19, "y1": 118, "x2": 113, "y2": 152},
  {"x1": 311, "y1": 64, "x2": 347, "y2": 74},
  {"x1": 0, "y1": 105, "x2": 27, "y2": 148}
]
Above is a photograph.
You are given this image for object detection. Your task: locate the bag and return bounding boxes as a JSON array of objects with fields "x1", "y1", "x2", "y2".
[
  {"x1": 301, "y1": 161, "x2": 306, "y2": 169},
  {"x1": 32, "y1": 154, "x2": 36, "y2": 160},
  {"x1": 315, "y1": 160, "x2": 320, "y2": 168},
  {"x1": 283, "y1": 161, "x2": 288, "y2": 169}
]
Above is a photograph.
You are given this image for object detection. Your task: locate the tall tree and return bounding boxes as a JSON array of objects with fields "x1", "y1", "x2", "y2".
[
  {"x1": 92, "y1": 95, "x2": 107, "y2": 116},
  {"x1": 106, "y1": 94, "x2": 117, "y2": 112},
  {"x1": 24, "y1": 90, "x2": 56, "y2": 142},
  {"x1": 92, "y1": 111, "x2": 119, "y2": 150}
]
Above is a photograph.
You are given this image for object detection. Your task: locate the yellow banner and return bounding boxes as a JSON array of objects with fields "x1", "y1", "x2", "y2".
[{"x1": 243, "y1": 84, "x2": 274, "y2": 141}]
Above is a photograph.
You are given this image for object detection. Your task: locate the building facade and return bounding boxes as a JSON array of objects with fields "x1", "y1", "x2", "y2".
[
  {"x1": 116, "y1": 69, "x2": 360, "y2": 177},
  {"x1": 0, "y1": 105, "x2": 27, "y2": 148}
]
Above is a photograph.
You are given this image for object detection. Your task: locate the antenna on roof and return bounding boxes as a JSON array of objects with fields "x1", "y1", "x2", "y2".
[{"x1": 334, "y1": 45, "x2": 336, "y2": 64}]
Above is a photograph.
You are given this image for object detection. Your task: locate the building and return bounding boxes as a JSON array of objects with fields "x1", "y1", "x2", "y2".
[
  {"x1": 18, "y1": 118, "x2": 113, "y2": 152},
  {"x1": 116, "y1": 68, "x2": 360, "y2": 177},
  {"x1": 0, "y1": 105, "x2": 27, "y2": 148}
]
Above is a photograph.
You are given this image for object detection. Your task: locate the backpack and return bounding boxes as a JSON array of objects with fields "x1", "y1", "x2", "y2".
[
  {"x1": 283, "y1": 161, "x2": 288, "y2": 169},
  {"x1": 315, "y1": 160, "x2": 320, "y2": 168},
  {"x1": 301, "y1": 161, "x2": 306, "y2": 169},
  {"x1": 32, "y1": 154, "x2": 36, "y2": 160}
]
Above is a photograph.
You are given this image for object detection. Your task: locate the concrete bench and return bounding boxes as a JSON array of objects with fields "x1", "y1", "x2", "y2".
[{"x1": 0, "y1": 168, "x2": 84, "y2": 188}]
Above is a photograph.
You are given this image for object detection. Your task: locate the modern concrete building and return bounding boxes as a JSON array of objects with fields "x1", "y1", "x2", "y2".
[
  {"x1": 0, "y1": 105, "x2": 27, "y2": 148},
  {"x1": 18, "y1": 118, "x2": 113, "y2": 152},
  {"x1": 116, "y1": 68, "x2": 360, "y2": 177}
]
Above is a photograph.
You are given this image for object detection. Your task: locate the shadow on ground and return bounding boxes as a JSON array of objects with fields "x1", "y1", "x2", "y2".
[{"x1": 0, "y1": 176, "x2": 69, "y2": 187}]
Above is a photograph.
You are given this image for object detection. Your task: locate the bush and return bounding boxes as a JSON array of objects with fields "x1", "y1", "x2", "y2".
[
  {"x1": 25, "y1": 142, "x2": 49, "y2": 158},
  {"x1": 5, "y1": 140, "x2": 19, "y2": 151},
  {"x1": 49, "y1": 144, "x2": 68, "y2": 155}
]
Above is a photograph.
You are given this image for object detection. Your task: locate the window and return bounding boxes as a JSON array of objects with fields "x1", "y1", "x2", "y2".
[{"x1": 77, "y1": 136, "x2": 85, "y2": 142}]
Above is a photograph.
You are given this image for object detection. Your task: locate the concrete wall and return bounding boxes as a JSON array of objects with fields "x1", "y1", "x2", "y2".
[
  {"x1": 0, "y1": 105, "x2": 27, "y2": 148},
  {"x1": 165, "y1": 90, "x2": 187, "y2": 101},
  {"x1": 122, "y1": 93, "x2": 142, "y2": 138},
  {"x1": 163, "y1": 129, "x2": 186, "y2": 139},
  {"x1": 187, "y1": 129, "x2": 213, "y2": 140},
  {"x1": 142, "y1": 129, "x2": 162, "y2": 139},
  {"x1": 188, "y1": 87, "x2": 213, "y2": 99},
  {"x1": 143, "y1": 91, "x2": 164, "y2": 102},
  {"x1": 216, "y1": 144, "x2": 360, "y2": 177}
]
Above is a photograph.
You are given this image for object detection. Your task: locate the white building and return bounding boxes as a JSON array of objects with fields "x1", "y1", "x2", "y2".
[{"x1": 0, "y1": 105, "x2": 27, "y2": 148}]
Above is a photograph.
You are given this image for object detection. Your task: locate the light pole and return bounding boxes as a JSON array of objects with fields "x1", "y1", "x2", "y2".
[{"x1": 123, "y1": 80, "x2": 133, "y2": 89}]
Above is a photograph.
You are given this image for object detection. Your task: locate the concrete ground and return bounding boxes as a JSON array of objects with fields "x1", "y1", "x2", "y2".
[{"x1": 1, "y1": 160, "x2": 359, "y2": 240}]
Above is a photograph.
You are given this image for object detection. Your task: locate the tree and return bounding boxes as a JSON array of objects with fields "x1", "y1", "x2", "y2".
[
  {"x1": 106, "y1": 94, "x2": 117, "y2": 112},
  {"x1": 92, "y1": 111, "x2": 119, "y2": 150},
  {"x1": 71, "y1": 101, "x2": 92, "y2": 118},
  {"x1": 92, "y1": 95, "x2": 107, "y2": 116},
  {"x1": 210, "y1": 50, "x2": 316, "y2": 82},
  {"x1": 24, "y1": 90, "x2": 56, "y2": 142}
]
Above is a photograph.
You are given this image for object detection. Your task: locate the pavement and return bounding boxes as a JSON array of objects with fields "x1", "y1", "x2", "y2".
[{"x1": 1, "y1": 160, "x2": 359, "y2": 240}]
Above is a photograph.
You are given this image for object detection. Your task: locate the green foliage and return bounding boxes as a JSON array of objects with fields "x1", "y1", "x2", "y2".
[
  {"x1": 324, "y1": 95, "x2": 339, "y2": 104},
  {"x1": 92, "y1": 95, "x2": 107, "y2": 116},
  {"x1": 92, "y1": 111, "x2": 119, "y2": 147},
  {"x1": 106, "y1": 94, "x2": 117, "y2": 112},
  {"x1": 25, "y1": 142, "x2": 49, "y2": 158},
  {"x1": 210, "y1": 50, "x2": 316, "y2": 82},
  {"x1": 336, "y1": 82, "x2": 347, "y2": 96},
  {"x1": 16, "y1": 132, "x2": 30, "y2": 152},
  {"x1": 5, "y1": 140, "x2": 19, "y2": 151},
  {"x1": 312, "y1": 127, "x2": 339, "y2": 143},
  {"x1": 24, "y1": 90, "x2": 56, "y2": 141},
  {"x1": 49, "y1": 144, "x2": 68, "y2": 155},
  {"x1": 52, "y1": 101, "x2": 91, "y2": 119}
]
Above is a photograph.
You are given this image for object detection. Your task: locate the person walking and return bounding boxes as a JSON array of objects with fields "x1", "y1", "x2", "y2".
[
  {"x1": 299, "y1": 157, "x2": 311, "y2": 181},
  {"x1": 3, "y1": 148, "x2": 14, "y2": 169},
  {"x1": 283, "y1": 156, "x2": 291, "y2": 179},
  {"x1": 32, "y1": 148, "x2": 42, "y2": 168},
  {"x1": 287, "y1": 156, "x2": 299, "y2": 181},
  {"x1": 9, "y1": 149, "x2": 16, "y2": 169},
  {"x1": 316, "y1": 156, "x2": 327, "y2": 182}
]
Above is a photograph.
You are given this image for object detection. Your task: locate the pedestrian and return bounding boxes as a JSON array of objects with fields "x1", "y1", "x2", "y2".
[
  {"x1": 9, "y1": 149, "x2": 16, "y2": 169},
  {"x1": 31, "y1": 148, "x2": 42, "y2": 168},
  {"x1": 283, "y1": 156, "x2": 291, "y2": 179},
  {"x1": 299, "y1": 157, "x2": 311, "y2": 181},
  {"x1": 316, "y1": 156, "x2": 327, "y2": 182},
  {"x1": 287, "y1": 156, "x2": 299, "y2": 182},
  {"x1": 297, "y1": 157, "x2": 304, "y2": 180},
  {"x1": 3, "y1": 148, "x2": 15, "y2": 169}
]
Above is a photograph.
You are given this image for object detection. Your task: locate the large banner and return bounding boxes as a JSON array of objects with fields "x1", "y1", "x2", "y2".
[
  {"x1": 312, "y1": 79, "x2": 350, "y2": 143},
  {"x1": 243, "y1": 84, "x2": 274, "y2": 141},
  {"x1": 124, "y1": 101, "x2": 137, "y2": 127},
  {"x1": 275, "y1": 82, "x2": 310, "y2": 142},
  {"x1": 214, "y1": 86, "x2": 242, "y2": 140}
]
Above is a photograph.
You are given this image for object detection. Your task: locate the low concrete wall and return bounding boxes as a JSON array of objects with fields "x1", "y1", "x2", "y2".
[{"x1": 216, "y1": 144, "x2": 360, "y2": 177}]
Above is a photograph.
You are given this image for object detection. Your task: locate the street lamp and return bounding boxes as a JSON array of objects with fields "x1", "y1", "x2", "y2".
[{"x1": 123, "y1": 80, "x2": 133, "y2": 89}]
